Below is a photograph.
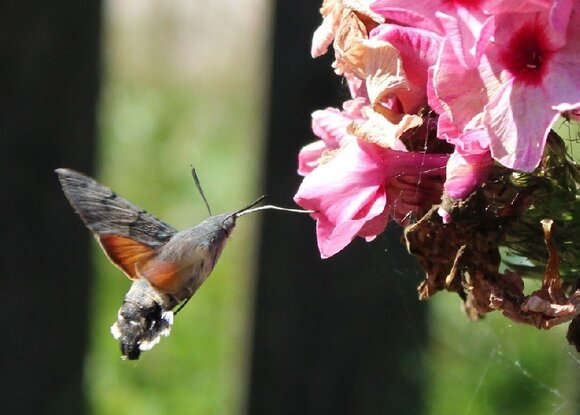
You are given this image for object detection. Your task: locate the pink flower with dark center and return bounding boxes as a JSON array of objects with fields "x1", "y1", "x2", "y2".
[
  {"x1": 481, "y1": 2, "x2": 579, "y2": 171},
  {"x1": 433, "y1": 1, "x2": 580, "y2": 172}
]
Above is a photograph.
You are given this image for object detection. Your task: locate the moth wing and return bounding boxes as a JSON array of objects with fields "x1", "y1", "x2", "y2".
[
  {"x1": 56, "y1": 168, "x2": 178, "y2": 279},
  {"x1": 98, "y1": 234, "x2": 156, "y2": 279},
  {"x1": 56, "y1": 168, "x2": 177, "y2": 247}
]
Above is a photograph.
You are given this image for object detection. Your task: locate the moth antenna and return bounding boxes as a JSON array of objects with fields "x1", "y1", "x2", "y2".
[{"x1": 191, "y1": 167, "x2": 212, "y2": 216}]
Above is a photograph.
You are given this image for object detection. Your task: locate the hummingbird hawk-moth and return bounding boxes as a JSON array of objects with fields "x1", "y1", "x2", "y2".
[{"x1": 56, "y1": 168, "x2": 308, "y2": 360}]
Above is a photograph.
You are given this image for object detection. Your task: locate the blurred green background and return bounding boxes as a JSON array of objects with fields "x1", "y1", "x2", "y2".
[
  {"x1": 87, "y1": 2, "x2": 266, "y2": 414},
  {"x1": 85, "y1": 1, "x2": 579, "y2": 414}
]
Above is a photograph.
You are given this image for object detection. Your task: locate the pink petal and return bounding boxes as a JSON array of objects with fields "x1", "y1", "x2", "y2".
[
  {"x1": 315, "y1": 189, "x2": 386, "y2": 258},
  {"x1": 484, "y1": 81, "x2": 560, "y2": 171},
  {"x1": 546, "y1": 5, "x2": 580, "y2": 107},
  {"x1": 546, "y1": 0, "x2": 573, "y2": 48},
  {"x1": 311, "y1": 1, "x2": 343, "y2": 58},
  {"x1": 426, "y1": 67, "x2": 445, "y2": 115},
  {"x1": 299, "y1": 101, "x2": 367, "y2": 176},
  {"x1": 432, "y1": 36, "x2": 488, "y2": 129},
  {"x1": 436, "y1": 10, "x2": 494, "y2": 68},
  {"x1": 341, "y1": 38, "x2": 409, "y2": 106},
  {"x1": 312, "y1": 0, "x2": 384, "y2": 58},
  {"x1": 444, "y1": 147, "x2": 493, "y2": 199},
  {"x1": 370, "y1": 23, "x2": 442, "y2": 112},
  {"x1": 312, "y1": 13, "x2": 339, "y2": 58},
  {"x1": 298, "y1": 141, "x2": 327, "y2": 176},
  {"x1": 358, "y1": 208, "x2": 390, "y2": 239},
  {"x1": 437, "y1": 207, "x2": 452, "y2": 224},
  {"x1": 438, "y1": 113, "x2": 490, "y2": 151},
  {"x1": 370, "y1": 0, "x2": 444, "y2": 34},
  {"x1": 481, "y1": 0, "x2": 552, "y2": 14},
  {"x1": 311, "y1": 106, "x2": 358, "y2": 148}
]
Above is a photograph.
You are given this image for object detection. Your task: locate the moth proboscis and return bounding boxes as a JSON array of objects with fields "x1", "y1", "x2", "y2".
[{"x1": 56, "y1": 168, "x2": 310, "y2": 360}]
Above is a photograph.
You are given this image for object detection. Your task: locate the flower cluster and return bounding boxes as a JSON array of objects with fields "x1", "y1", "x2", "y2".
[{"x1": 295, "y1": 0, "x2": 580, "y2": 349}]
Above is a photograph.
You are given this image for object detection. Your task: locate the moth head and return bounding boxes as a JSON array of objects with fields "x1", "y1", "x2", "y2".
[
  {"x1": 221, "y1": 214, "x2": 237, "y2": 236},
  {"x1": 219, "y1": 195, "x2": 267, "y2": 233}
]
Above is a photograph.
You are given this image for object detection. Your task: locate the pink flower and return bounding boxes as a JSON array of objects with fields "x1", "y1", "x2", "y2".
[
  {"x1": 481, "y1": 2, "x2": 580, "y2": 171},
  {"x1": 432, "y1": 0, "x2": 580, "y2": 172},
  {"x1": 301, "y1": 0, "x2": 580, "y2": 259},
  {"x1": 294, "y1": 139, "x2": 447, "y2": 258}
]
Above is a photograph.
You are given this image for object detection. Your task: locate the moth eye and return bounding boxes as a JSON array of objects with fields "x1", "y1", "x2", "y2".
[{"x1": 221, "y1": 217, "x2": 236, "y2": 236}]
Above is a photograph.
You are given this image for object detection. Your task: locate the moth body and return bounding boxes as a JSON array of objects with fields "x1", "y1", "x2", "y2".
[
  {"x1": 144, "y1": 214, "x2": 235, "y2": 298},
  {"x1": 110, "y1": 215, "x2": 234, "y2": 359},
  {"x1": 56, "y1": 168, "x2": 238, "y2": 359},
  {"x1": 111, "y1": 278, "x2": 177, "y2": 360}
]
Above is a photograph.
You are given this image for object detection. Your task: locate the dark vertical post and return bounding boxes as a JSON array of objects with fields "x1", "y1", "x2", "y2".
[
  {"x1": 247, "y1": 1, "x2": 427, "y2": 414},
  {"x1": 0, "y1": 2, "x2": 100, "y2": 414}
]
